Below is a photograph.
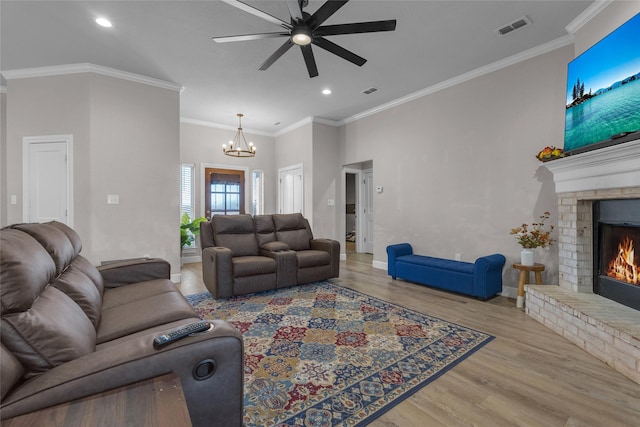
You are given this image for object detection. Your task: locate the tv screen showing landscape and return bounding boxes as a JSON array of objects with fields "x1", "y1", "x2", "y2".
[{"x1": 564, "y1": 12, "x2": 640, "y2": 155}]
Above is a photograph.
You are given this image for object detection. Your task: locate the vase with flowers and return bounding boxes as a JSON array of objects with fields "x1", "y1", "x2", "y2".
[{"x1": 510, "y1": 212, "x2": 555, "y2": 266}]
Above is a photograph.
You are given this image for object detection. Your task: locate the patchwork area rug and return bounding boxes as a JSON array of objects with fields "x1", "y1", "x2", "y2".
[{"x1": 186, "y1": 282, "x2": 494, "y2": 426}]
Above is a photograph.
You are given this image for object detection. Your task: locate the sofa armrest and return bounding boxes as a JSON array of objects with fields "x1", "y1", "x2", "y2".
[
  {"x1": 311, "y1": 239, "x2": 340, "y2": 278},
  {"x1": 0, "y1": 320, "x2": 244, "y2": 427},
  {"x1": 201, "y1": 247, "x2": 233, "y2": 298},
  {"x1": 260, "y1": 241, "x2": 290, "y2": 252},
  {"x1": 98, "y1": 258, "x2": 170, "y2": 287},
  {"x1": 386, "y1": 243, "x2": 413, "y2": 279},
  {"x1": 472, "y1": 254, "x2": 506, "y2": 299}
]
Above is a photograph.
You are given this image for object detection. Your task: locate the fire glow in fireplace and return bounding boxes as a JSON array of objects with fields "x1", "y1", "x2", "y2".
[{"x1": 594, "y1": 199, "x2": 640, "y2": 311}]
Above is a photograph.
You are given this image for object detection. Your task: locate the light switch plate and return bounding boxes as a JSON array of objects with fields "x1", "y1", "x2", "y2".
[{"x1": 107, "y1": 195, "x2": 119, "y2": 205}]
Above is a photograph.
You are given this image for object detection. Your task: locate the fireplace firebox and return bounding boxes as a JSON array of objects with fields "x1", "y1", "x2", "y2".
[{"x1": 594, "y1": 199, "x2": 640, "y2": 311}]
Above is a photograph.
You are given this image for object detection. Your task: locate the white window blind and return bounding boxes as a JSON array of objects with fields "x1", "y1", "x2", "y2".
[
  {"x1": 181, "y1": 164, "x2": 194, "y2": 219},
  {"x1": 180, "y1": 163, "x2": 196, "y2": 249},
  {"x1": 252, "y1": 170, "x2": 264, "y2": 215}
]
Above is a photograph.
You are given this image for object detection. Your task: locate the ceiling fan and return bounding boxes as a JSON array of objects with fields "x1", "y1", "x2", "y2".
[{"x1": 213, "y1": 0, "x2": 397, "y2": 78}]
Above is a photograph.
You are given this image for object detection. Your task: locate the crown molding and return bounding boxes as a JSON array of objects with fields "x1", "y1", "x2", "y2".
[
  {"x1": 565, "y1": 0, "x2": 613, "y2": 35},
  {"x1": 344, "y1": 34, "x2": 575, "y2": 124},
  {"x1": 1, "y1": 63, "x2": 183, "y2": 92},
  {"x1": 311, "y1": 117, "x2": 342, "y2": 127},
  {"x1": 273, "y1": 116, "x2": 313, "y2": 137},
  {"x1": 180, "y1": 117, "x2": 273, "y2": 137}
]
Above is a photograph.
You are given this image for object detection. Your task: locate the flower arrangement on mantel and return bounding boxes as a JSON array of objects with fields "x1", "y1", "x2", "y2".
[
  {"x1": 510, "y1": 212, "x2": 555, "y2": 249},
  {"x1": 536, "y1": 146, "x2": 564, "y2": 162}
]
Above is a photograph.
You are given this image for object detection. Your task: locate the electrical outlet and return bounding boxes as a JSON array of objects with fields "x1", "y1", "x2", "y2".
[
  {"x1": 107, "y1": 195, "x2": 120, "y2": 205},
  {"x1": 327, "y1": 199, "x2": 335, "y2": 206},
  {"x1": 455, "y1": 253, "x2": 462, "y2": 261}
]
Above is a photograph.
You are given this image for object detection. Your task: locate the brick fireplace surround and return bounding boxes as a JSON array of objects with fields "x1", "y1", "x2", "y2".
[{"x1": 525, "y1": 140, "x2": 640, "y2": 385}]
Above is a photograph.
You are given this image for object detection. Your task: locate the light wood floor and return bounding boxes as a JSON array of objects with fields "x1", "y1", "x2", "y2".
[{"x1": 179, "y1": 254, "x2": 640, "y2": 427}]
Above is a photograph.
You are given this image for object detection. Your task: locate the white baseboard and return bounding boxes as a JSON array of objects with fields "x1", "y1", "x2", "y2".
[
  {"x1": 171, "y1": 273, "x2": 182, "y2": 284},
  {"x1": 372, "y1": 260, "x2": 387, "y2": 271},
  {"x1": 500, "y1": 286, "x2": 517, "y2": 299},
  {"x1": 182, "y1": 255, "x2": 202, "y2": 264},
  {"x1": 340, "y1": 253, "x2": 347, "y2": 261}
]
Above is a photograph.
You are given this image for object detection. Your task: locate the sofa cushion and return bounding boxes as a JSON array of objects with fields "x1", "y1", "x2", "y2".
[
  {"x1": 296, "y1": 250, "x2": 331, "y2": 268},
  {"x1": 97, "y1": 280, "x2": 197, "y2": 344},
  {"x1": 232, "y1": 256, "x2": 277, "y2": 278},
  {"x1": 397, "y1": 255, "x2": 474, "y2": 274},
  {"x1": 1, "y1": 229, "x2": 57, "y2": 314},
  {"x1": 1, "y1": 286, "x2": 96, "y2": 378},
  {"x1": 13, "y1": 222, "x2": 78, "y2": 276},
  {"x1": 254, "y1": 215, "x2": 276, "y2": 246},
  {"x1": 102, "y1": 279, "x2": 179, "y2": 310},
  {"x1": 1, "y1": 343, "x2": 24, "y2": 401},
  {"x1": 273, "y1": 213, "x2": 312, "y2": 251},
  {"x1": 1, "y1": 228, "x2": 96, "y2": 378},
  {"x1": 51, "y1": 258, "x2": 103, "y2": 328},
  {"x1": 212, "y1": 215, "x2": 259, "y2": 256}
]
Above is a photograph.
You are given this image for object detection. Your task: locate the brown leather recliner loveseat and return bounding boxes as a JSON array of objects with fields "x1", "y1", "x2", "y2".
[
  {"x1": 199, "y1": 213, "x2": 340, "y2": 298},
  {"x1": 0, "y1": 221, "x2": 243, "y2": 426}
]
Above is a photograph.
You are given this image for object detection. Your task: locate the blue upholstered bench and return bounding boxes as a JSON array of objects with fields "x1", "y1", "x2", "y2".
[{"x1": 386, "y1": 243, "x2": 506, "y2": 299}]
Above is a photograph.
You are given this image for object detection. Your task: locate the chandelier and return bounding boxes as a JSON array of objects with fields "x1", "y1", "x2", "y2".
[{"x1": 222, "y1": 113, "x2": 256, "y2": 157}]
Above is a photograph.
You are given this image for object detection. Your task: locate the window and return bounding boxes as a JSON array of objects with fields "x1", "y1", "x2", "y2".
[
  {"x1": 205, "y1": 168, "x2": 245, "y2": 217},
  {"x1": 180, "y1": 163, "x2": 196, "y2": 249},
  {"x1": 252, "y1": 170, "x2": 264, "y2": 215}
]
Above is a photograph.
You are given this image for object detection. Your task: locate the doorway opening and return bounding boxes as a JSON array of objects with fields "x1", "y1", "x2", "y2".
[{"x1": 343, "y1": 161, "x2": 373, "y2": 258}]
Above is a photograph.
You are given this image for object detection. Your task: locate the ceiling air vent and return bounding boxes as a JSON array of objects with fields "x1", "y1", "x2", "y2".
[
  {"x1": 495, "y1": 16, "x2": 531, "y2": 36},
  {"x1": 362, "y1": 87, "x2": 379, "y2": 95}
]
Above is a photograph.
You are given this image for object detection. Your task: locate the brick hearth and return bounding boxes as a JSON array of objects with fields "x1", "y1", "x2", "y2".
[{"x1": 526, "y1": 285, "x2": 640, "y2": 384}]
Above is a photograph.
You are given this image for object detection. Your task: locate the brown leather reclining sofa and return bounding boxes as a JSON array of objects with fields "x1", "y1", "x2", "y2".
[
  {"x1": 0, "y1": 221, "x2": 243, "y2": 426},
  {"x1": 199, "y1": 213, "x2": 340, "y2": 298}
]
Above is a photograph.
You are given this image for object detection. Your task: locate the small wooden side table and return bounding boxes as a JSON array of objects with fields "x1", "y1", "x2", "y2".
[
  {"x1": 3, "y1": 373, "x2": 191, "y2": 427},
  {"x1": 513, "y1": 262, "x2": 545, "y2": 308}
]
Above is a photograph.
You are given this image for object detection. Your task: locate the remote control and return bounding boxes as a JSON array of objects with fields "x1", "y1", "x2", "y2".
[{"x1": 153, "y1": 321, "x2": 211, "y2": 349}]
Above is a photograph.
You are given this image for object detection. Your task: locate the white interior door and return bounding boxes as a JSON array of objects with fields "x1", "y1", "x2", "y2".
[
  {"x1": 23, "y1": 136, "x2": 72, "y2": 225},
  {"x1": 279, "y1": 164, "x2": 303, "y2": 214},
  {"x1": 363, "y1": 169, "x2": 374, "y2": 253}
]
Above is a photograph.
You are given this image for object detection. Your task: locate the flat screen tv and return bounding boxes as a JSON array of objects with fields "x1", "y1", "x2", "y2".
[{"x1": 564, "y1": 12, "x2": 640, "y2": 156}]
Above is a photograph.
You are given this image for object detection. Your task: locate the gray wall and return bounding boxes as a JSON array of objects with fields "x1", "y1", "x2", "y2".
[
  {"x1": 179, "y1": 121, "x2": 277, "y2": 219},
  {"x1": 339, "y1": 46, "x2": 572, "y2": 290},
  {"x1": 312, "y1": 122, "x2": 340, "y2": 240},
  {"x1": 274, "y1": 122, "x2": 314, "y2": 223},
  {"x1": 3, "y1": 73, "x2": 181, "y2": 275},
  {"x1": 1, "y1": 91, "x2": 6, "y2": 226}
]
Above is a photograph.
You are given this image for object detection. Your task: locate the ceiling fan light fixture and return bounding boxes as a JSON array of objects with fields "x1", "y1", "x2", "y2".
[
  {"x1": 291, "y1": 28, "x2": 312, "y2": 45},
  {"x1": 222, "y1": 114, "x2": 256, "y2": 158}
]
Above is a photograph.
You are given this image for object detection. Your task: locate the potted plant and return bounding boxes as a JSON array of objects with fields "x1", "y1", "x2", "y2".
[
  {"x1": 510, "y1": 212, "x2": 555, "y2": 266},
  {"x1": 180, "y1": 213, "x2": 207, "y2": 254}
]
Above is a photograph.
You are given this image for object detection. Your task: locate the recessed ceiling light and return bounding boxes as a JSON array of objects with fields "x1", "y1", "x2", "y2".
[
  {"x1": 95, "y1": 17, "x2": 112, "y2": 28},
  {"x1": 322, "y1": 89, "x2": 332, "y2": 95}
]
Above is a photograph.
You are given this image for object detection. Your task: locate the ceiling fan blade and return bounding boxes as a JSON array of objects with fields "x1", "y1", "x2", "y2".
[
  {"x1": 310, "y1": 0, "x2": 349, "y2": 28},
  {"x1": 300, "y1": 45, "x2": 319, "y2": 78},
  {"x1": 259, "y1": 39, "x2": 294, "y2": 71},
  {"x1": 221, "y1": 0, "x2": 291, "y2": 30},
  {"x1": 213, "y1": 32, "x2": 289, "y2": 43},
  {"x1": 286, "y1": 0, "x2": 304, "y2": 23},
  {"x1": 313, "y1": 37, "x2": 366, "y2": 66},
  {"x1": 315, "y1": 20, "x2": 397, "y2": 36}
]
